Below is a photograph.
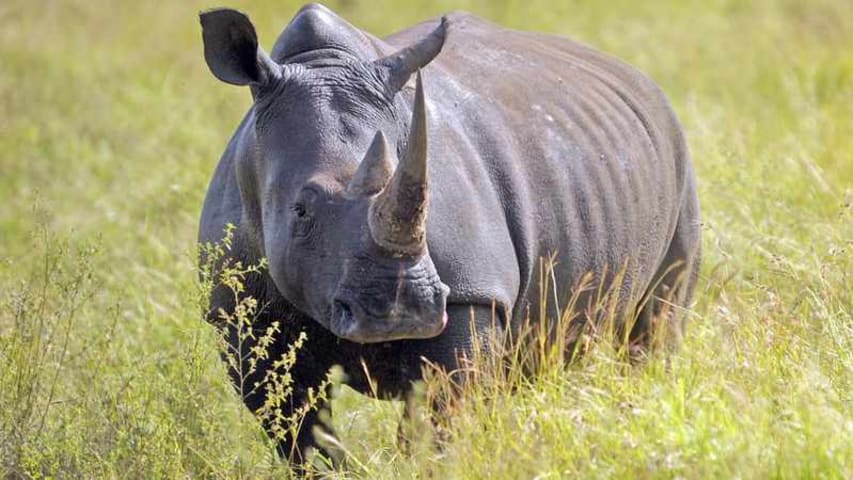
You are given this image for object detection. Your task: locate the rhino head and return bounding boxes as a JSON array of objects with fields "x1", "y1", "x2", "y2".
[{"x1": 200, "y1": 7, "x2": 450, "y2": 343}]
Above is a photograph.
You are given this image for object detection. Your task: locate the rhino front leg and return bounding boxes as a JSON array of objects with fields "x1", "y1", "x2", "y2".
[
  {"x1": 423, "y1": 303, "x2": 505, "y2": 374},
  {"x1": 220, "y1": 318, "x2": 339, "y2": 472},
  {"x1": 268, "y1": 382, "x2": 340, "y2": 471},
  {"x1": 398, "y1": 303, "x2": 505, "y2": 451}
]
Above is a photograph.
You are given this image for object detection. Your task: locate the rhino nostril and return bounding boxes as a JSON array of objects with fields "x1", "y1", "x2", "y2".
[{"x1": 334, "y1": 300, "x2": 355, "y2": 328}]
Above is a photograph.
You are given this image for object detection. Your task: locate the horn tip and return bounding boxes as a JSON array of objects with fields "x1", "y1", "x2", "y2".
[
  {"x1": 371, "y1": 130, "x2": 391, "y2": 157},
  {"x1": 438, "y1": 16, "x2": 450, "y2": 35}
]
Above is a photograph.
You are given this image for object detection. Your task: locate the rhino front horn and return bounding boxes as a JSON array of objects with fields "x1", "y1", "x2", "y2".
[{"x1": 369, "y1": 71, "x2": 429, "y2": 257}]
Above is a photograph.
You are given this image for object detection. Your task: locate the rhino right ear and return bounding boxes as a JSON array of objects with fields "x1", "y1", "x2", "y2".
[{"x1": 200, "y1": 9, "x2": 280, "y2": 87}]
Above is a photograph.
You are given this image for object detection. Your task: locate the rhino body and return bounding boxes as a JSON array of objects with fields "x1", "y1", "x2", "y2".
[{"x1": 198, "y1": 3, "x2": 700, "y2": 466}]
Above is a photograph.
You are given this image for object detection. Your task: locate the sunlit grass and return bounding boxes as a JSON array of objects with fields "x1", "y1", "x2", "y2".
[{"x1": 1, "y1": 0, "x2": 851, "y2": 477}]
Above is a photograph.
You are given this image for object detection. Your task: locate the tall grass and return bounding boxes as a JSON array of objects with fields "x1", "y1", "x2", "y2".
[{"x1": 1, "y1": 0, "x2": 851, "y2": 478}]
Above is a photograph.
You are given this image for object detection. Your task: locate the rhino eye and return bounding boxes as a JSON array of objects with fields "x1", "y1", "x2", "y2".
[
  {"x1": 292, "y1": 203, "x2": 307, "y2": 218},
  {"x1": 291, "y1": 203, "x2": 315, "y2": 240}
]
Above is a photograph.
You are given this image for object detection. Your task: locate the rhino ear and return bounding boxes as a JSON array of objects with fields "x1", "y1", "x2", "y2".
[
  {"x1": 374, "y1": 17, "x2": 448, "y2": 94},
  {"x1": 200, "y1": 9, "x2": 280, "y2": 87}
]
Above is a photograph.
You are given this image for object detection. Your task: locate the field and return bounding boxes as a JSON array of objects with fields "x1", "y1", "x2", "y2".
[{"x1": 1, "y1": 0, "x2": 851, "y2": 478}]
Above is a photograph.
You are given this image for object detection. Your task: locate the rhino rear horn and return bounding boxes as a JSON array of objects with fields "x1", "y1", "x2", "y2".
[
  {"x1": 347, "y1": 131, "x2": 394, "y2": 197},
  {"x1": 374, "y1": 17, "x2": 448, "y2": 93},
  {"x1": 369, "y1": 72, "x2": 429, "y2": 256}
]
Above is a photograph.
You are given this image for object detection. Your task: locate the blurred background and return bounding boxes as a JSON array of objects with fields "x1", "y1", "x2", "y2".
[{"x1": 1, "y1": 0, "x2": 851, "y2": 478}]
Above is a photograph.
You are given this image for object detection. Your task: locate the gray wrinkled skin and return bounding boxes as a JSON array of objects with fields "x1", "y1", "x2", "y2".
[{"x1": 198, "y1": 3, "x2": 700, "y2": 468}]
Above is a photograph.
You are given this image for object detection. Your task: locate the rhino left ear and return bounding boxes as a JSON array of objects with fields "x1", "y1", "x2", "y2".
[
  {"x1": 200, "y1": 9, "x2": 280, "y2": 87},
  {"x1": 374, "y1": 17, "x2": 448, "y2": 94}
]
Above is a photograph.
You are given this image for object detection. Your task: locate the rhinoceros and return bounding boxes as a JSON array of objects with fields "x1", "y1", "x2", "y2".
[{"x1": 198, "y1": 2, "x2": 700, "y2": 467}]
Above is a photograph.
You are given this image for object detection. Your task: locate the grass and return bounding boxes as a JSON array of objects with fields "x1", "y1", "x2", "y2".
[{"x1": 1, "y1": 0, "x2": 851, "y2": 477}]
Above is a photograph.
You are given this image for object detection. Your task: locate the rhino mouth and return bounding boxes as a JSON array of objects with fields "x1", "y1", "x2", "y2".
[{"x1": 328, "y1": 295, "x2": 448, "y2": 343}]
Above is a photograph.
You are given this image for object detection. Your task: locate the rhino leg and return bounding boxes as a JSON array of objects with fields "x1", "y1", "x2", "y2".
[
  {"x1": 217, "y1": 305, "x2": 339, "y2": 472},
  {"x1": 397, "y1": 304, "x2": 504, "y2": 451},
  {"x1": 631, "y1": 188, "x2": 701, "y2": 354},
  {"x1": 269, "y1": 382, "x2": 341, "y2": 472}
]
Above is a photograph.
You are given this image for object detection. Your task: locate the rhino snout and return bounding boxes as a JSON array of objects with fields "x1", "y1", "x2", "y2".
[{"x1": 329, "y1": 287, "x2": 448, "y2": 343}]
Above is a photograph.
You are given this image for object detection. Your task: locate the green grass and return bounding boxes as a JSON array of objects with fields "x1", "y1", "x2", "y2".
[{"x1": 1, "y1": 0, "x2": 851, "y2": 478}]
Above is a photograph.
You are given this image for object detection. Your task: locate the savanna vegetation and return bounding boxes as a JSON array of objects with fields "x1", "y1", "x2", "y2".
[{"x1": 1, "y1": 0, "x2": 851, "y2": 478}]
